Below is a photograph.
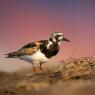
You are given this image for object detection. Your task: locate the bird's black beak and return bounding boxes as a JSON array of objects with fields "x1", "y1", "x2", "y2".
[{"x1": 62, "y1": 37, "x2": 70, "y2": 42}]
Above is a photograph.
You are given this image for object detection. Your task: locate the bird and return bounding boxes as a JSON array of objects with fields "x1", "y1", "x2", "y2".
[{"x1": 6, "y1": 32, "x2": 70, "y2": 73}]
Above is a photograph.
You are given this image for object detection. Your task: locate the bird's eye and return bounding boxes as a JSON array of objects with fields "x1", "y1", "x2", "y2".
[{"x1": 56, "y1": 35, "x2": 59, "y2": 37}]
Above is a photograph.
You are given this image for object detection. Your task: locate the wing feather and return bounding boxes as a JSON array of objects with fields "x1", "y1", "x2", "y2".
[{"x1": 6, "y1": 40, "x2": 47, "y2": 58}]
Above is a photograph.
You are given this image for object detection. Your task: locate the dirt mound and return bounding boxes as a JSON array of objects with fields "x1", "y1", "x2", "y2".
[{"x1": 0, "y1": 57, "x2": 95, "y2": 95}]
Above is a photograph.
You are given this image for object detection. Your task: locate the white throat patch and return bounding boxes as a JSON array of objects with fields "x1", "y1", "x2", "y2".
[
  {"x1": 52, "y1": 37, "x2": 56, "y2": 42},
  {"x1": 47, "y1": 41, "x2": 53, "y2": 49},
  {"x1": 58, "y1": 41, "x2": 61, "y2": 45}
]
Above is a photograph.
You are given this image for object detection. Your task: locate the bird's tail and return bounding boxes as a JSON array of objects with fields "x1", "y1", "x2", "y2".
[{"x1": 5, "y1": 52, "x2": 17, "y2": 58}]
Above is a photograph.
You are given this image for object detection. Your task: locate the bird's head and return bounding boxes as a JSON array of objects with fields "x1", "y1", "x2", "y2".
[{"x1": 49, "y1": 32, "x2": 70, "y2": 44}]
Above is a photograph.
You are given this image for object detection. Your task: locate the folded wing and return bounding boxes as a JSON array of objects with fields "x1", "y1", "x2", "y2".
[{"x1": 6, "y1": 41, "x2": 46, "y2": 58}]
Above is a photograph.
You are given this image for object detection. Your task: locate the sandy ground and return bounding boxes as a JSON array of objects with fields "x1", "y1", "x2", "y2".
[{"x1": 0, "y1": 57, "x2": 95, "y2": 95}]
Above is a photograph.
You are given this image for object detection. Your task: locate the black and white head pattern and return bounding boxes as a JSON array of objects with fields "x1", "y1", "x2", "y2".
[{"x1": 49, "y1": 32, "x2": 64, "y2": 44}]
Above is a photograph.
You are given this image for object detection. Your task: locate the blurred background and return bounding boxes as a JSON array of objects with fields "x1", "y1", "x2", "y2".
[{"x1": 0, "y1": 0, "x2": 95, "y2": 72}]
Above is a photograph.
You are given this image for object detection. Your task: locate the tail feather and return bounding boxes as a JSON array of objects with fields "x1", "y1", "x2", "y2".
[{"x1": 6, "y1": 52, "x2": 17, "y2": 58}]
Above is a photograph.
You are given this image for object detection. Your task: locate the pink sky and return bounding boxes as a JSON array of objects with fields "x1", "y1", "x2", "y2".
[{"x1": 0, "y1": 0, "x2": 95, "y2": 72}]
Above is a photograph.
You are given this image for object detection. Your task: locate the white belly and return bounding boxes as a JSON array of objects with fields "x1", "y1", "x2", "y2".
[{"x1": 19, "y1": 50, "x2": 49, "y2": 63}]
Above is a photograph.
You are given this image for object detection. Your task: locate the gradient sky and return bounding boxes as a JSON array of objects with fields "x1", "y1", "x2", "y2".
[{"x1": 0, "y1": 0, "x2": 95, "y2": 72}]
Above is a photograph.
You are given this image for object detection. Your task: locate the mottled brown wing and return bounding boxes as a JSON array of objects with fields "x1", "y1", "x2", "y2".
[{"x1": 7, "y1": 40, "x2": 47, "y2": 58}]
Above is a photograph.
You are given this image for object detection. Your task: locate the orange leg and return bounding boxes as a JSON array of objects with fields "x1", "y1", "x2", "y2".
[
  {"x1": 39, "y1": 63, "x2": 49, "y2": 73},
  {"x1": 32, "y1": 62, "x2": 38, "y2": 74},
  {"x1": 39, "y1": 63, "x2": 45, "y2": 72}
]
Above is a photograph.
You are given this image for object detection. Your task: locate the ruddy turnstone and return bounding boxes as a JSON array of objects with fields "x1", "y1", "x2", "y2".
[{"x1": 6, "y1": 32, "x2": 70, "y2": 72}]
